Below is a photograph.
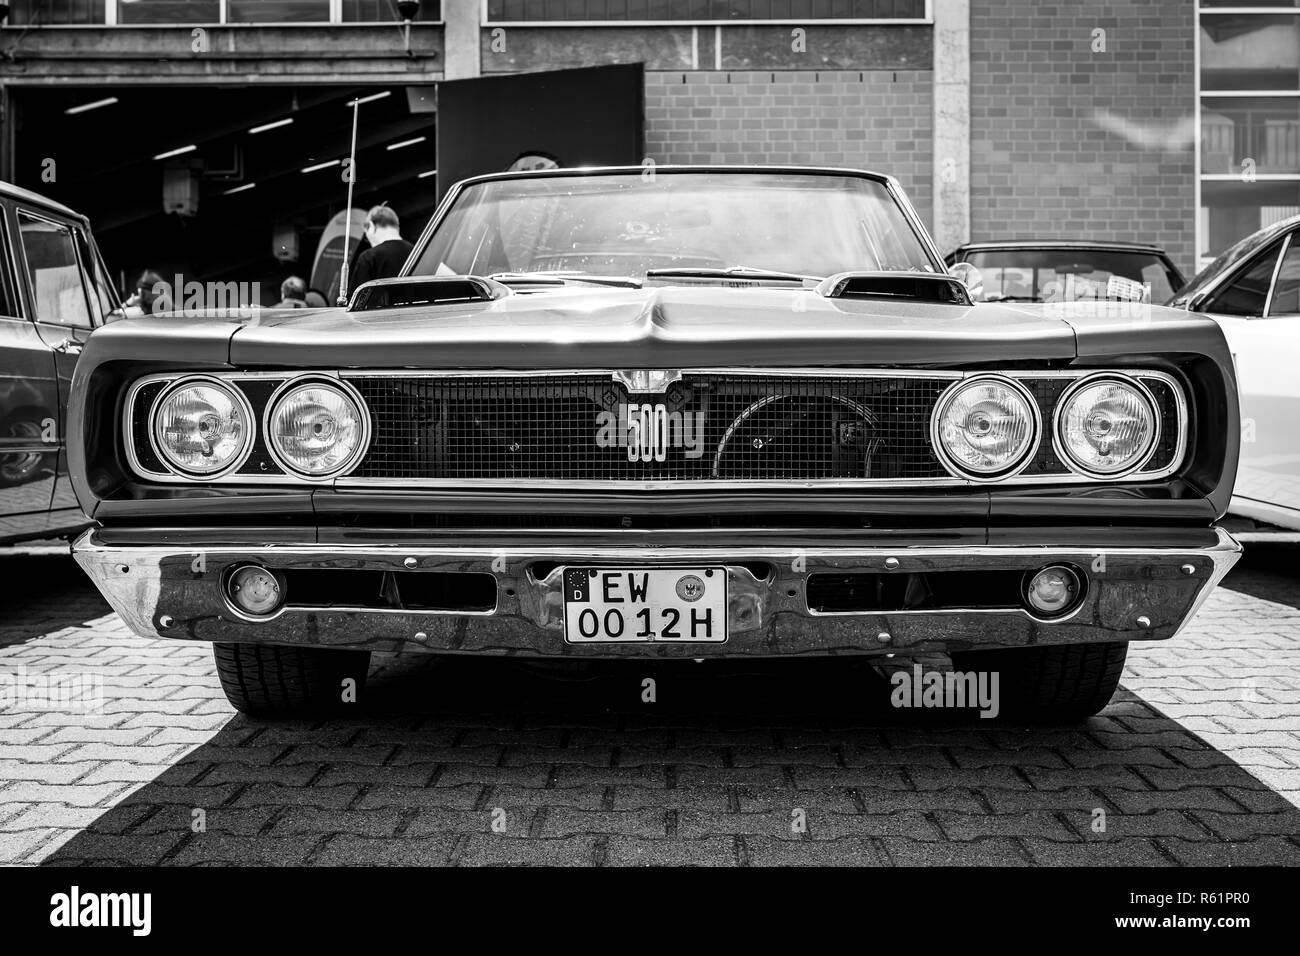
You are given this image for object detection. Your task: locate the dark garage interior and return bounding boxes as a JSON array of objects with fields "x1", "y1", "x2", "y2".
[{"x1": 13, "y1": 84, "x2": 439, "y2": 304}]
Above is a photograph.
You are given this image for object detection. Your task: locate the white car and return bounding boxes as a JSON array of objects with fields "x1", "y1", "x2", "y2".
[{"x1": 1170, "y1": 216, "x2": 1300, "y2": 529}]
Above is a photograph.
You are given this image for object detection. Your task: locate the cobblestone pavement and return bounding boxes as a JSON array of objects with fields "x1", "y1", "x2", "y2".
[{"x1": 1, "y1": 543, "x2": 1297, "y2": 867}]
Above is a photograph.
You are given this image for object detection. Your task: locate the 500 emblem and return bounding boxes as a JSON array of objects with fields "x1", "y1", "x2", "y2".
[
  {"x1": 627, "y1": 403, "x2": 669, "y2": 463},
  {"x1": 594, "y1": 403, "x2": 707, "y2": 462}
]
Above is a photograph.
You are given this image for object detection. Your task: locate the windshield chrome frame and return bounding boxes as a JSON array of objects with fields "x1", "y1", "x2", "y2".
[{"x1": 399, "y1": 165, "x2": 949, "y2": 280}]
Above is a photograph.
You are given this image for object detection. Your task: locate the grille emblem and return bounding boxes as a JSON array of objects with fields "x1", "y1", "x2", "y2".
[
  {"x1": 613, "y1": 369, "x2": 682, "y2": 393},
  {"x1": 627, "y1": 403, "x2": 669, "y2": 463}
]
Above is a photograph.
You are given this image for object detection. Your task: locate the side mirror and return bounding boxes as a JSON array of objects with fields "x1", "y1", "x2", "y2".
[{"x1": 947, "y1": 261, "x2": 983, "y2": 302}]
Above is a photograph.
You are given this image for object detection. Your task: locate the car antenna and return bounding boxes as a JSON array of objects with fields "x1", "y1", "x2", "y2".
[{"x1": 337, "y1": 94, "x2": 362, "y2": 307}]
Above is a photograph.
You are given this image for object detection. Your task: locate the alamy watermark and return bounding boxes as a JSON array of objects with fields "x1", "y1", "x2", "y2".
[
  {"x1": 890, "y1": 663, "x2": 1000, "y2": 719},
  {"x1": 0, "y1": 666, "x2": 104, "y2": 713},
  {"x1": 144, "y1": 274, "x2": 263, "y2": 315}
]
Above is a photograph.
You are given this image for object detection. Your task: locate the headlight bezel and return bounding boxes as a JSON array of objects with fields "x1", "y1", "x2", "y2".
[
  {"x1": 930, "y1": 373, "x2": 1043, "y2": 482},
  {"x1": 1052, "y1": 372, "x2": 1162, "y2": 480},
  {"x1": 148, "y1": 375, "x2": 256, "y2": 479},
  {"x1": 262, "y1": 375, "x2": 372, "y2": 481}
]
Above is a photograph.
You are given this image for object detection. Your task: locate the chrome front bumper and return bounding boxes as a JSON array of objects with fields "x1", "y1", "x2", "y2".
[{"x1": 71, "y1": 528, "x2": 1242, "y2": 658}]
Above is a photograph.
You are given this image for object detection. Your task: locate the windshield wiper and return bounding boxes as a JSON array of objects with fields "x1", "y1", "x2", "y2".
[
  {"x1": 486, "y1": 271, "x2": 642, "y2": 289},
  {"x1": 644, "y1": 266, "x2": 819, "y2": 283}
]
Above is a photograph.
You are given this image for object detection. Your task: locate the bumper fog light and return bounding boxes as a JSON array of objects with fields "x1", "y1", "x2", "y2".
[
  {"x1": 227, "y1": 565, "x2": 285, "y2": 617},
  {"x1": 1024, "y1": 565, "x2": 1082, "y2": 617}
]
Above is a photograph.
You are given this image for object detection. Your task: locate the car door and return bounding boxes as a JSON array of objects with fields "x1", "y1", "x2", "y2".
[
  {"x1": 1197, "y1": 233, "x2": 1300, "y2": 523},
  {"x1": 0, "y1": 201, "x2": 61, "y2": 527},
  {"x1": 12, "y1": 207, "x2": 102, "y2": 519}
]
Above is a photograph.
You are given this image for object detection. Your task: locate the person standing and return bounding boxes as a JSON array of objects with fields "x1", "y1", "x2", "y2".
[{"x1": 350, "y1": 205, "x2": 413, "y2": 289}]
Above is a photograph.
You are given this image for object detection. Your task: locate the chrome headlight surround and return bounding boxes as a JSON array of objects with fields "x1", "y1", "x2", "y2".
[
  {"x1": 262, "y1": 375, "x2": 371, "y2": 481},
  {"x1": 930, "y1": 374, "x2": 1042, "y2": 482},
  {"x1": 1052, "y1": 372, "x2": 1161, "y2": 480},
  {"x1": 148, "y1": 375, "x2": 255, "y2": 479}
]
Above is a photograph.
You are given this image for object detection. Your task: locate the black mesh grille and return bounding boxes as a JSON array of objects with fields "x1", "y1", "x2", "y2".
[{"x1": 348, "y1": 373, "x2": 952, "y2": 482}]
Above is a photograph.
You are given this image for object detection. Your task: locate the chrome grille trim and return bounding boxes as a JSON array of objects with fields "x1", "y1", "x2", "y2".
[{"x1": 121, "y1": 368, "x2": 1188, "y2": 488}]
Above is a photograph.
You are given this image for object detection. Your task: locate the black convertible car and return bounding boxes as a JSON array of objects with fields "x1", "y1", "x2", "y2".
[{"x1": 65, "y1": 167, "x2": 1240, "y2": 720}]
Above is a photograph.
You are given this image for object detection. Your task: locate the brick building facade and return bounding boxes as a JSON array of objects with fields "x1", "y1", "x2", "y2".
[
  {"x1": 0, "y1": 1, "x2": 1267, "y2": 284},
  {"x1": 644, "y1": 70, "x2": 934, "y2": 226},
  {"x1": 970, "y1": 0, "x2": 1197, "y2": 272}
]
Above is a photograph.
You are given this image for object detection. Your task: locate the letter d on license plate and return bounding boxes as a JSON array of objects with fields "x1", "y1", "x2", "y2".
[{"x1": 563, "y1": 568, "x2": 727, "y2": 644}]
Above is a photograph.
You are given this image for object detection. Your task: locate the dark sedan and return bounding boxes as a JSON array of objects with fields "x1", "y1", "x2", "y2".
[{"x1": 0, "y1": 181, "x2": 119, "y2": 545}]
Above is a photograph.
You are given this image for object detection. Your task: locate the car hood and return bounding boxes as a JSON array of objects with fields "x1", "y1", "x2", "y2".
[{"x1": 88, "y1": 286, "x2": 1224, "y2": 371}]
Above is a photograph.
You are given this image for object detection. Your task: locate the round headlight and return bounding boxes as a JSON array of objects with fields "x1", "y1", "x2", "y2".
[
  {"x1": 1054, "y1": 375, "x2": 1159, "y2": 478},
  {"x1": 151, "y1": 377, "x2": 253, "y2": 477},
  {"x1": 265, "y1": 379, "x2": 369, "y2": 478},
  {"x1": 932, "y1": 376, "x2": 1040, "y2": 479}
]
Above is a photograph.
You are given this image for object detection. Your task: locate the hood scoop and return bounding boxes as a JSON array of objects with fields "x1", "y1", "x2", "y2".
[
  {"x1": 348, "y1": 275, "x2": 511, "y2": 312},
  {"x1": 816, "y1": 271, "x2": 971, "y2": 306}
]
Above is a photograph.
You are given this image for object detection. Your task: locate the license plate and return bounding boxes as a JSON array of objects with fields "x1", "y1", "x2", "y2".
[{"x1": 562, "y1": 567, "x2": 727, "y2": 644}]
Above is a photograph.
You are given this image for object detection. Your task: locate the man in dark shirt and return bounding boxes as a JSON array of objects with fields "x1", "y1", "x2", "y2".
[{"x1": 350, "y1": 204, "x2": 413, "y2": 290}]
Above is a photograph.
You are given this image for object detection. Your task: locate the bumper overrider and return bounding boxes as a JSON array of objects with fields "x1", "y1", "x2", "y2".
[{"x1": 72, "y1": 528, "x2": 1241, "y2": 658}]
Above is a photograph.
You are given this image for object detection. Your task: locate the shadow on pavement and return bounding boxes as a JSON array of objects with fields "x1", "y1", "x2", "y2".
[
  {"x1": 40, "y1": 654, "x2": 1300, "y2": 866},
  {"x1": 0, "y1": 552, "x2": 111, "y2": 650},
  {"x1": 1216, "y1": 541, "x2": 1300, "y2": 611}
]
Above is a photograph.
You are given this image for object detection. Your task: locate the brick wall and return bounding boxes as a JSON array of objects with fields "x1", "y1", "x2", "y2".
[
  {"x1": 970, "y1": 0, "x2": 1196, "y2": 272},
  {"x1": 645, "y1": 70, "x2": 934, "y2": 227}
]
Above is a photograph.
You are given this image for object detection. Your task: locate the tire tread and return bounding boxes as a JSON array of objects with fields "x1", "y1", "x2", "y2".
[
  {"x1": 213, "y1": 643, "x2": 371, "y2": 717},
  {"x1": 950, "y1": 641, "x2": 1128, "y2": 720}
]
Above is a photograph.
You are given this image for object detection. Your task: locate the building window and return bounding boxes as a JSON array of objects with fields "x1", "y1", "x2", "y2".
[
  {"x1": 7, "y1": 0, "x2": 103, "y2": 24},
  {"x1": 484, "y1": 0, "x2": 929, "y2": 24},
  {"x1": 225, "y1": 1, "x2": 332, "y2": 22},
  {"x1": 7, "y1": 0, "x2": 441, "y2": 24},
  {"x1": 118, "y1": 0, "x2": 221, "y2": 23},
  {"x1": 1199, "y1": 4, "x2": 1300, "y2": 263},
  {"x1": 343, "y1": 0, "x2": 440, "y2": 20}
]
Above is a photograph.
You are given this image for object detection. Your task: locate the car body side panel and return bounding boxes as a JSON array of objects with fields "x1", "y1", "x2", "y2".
[
  {"x1": 0, "y1": 312, "x2": 58, "y2": 522},
  {"x1": 1204, "y1": 312, "x2": 1300, "y2": 525}
]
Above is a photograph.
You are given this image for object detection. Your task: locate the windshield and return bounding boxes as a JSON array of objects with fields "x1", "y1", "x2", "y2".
[
  {"x1": 408, "y1": 171, "x2": 939, "y2": 282},
  {"x1": 960, "y1": 248, "x2": 1181, "y2": 303},
  {"x1": 1173, "y1": 224, "x2": 1289, "y2": 303}
]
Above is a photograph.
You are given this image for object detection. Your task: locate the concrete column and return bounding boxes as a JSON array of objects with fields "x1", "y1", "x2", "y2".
[
  {"x1": 932, "y1": 0, "x2": 971, "y2": 253},
  {"x1": 443, "y1": 0, "x2": 482, "y2": 80}
]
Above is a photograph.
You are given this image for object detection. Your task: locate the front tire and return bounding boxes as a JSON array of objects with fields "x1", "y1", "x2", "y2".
[
  {"x1": 214, "y1": 643, "x2": 371, "y2": 717},
  {"x1": 949, "y1": 641, "x2": 1128, "y2": 721}
]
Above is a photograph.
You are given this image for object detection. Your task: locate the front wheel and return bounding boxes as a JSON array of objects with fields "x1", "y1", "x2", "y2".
[
  {"x1": 214, "y1": 643, "x2": 371, "y2": 717},
  {"x1": 949, "y1": 641, "x2": 1128, "y2": 721}
]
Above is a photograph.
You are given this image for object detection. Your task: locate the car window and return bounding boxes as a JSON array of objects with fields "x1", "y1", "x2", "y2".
[
  {"x1": 1265, "y1": 236, "x2": 1300, "y2": 317},
  {"x1": 961, "y1": 249, "x2": 1174, "y2": 303},
  {"x1": 77, "y1": 231, "x2": 121, "y2": 322},
  {"x1": 0, "y1": 215, "x2": 20, "y2": 320},
  {"x1": 1176, "y1": 222, "x2": 1288, "y2": 301},
  {"x1": 1206, "y1": 239, "x2": 1283, "y2": 316},
  {"x1": 17, "y1": 212, "x2": 94, "y2": 329},
  {"x1": 412, "y1": 172, "x2": 939, "y2": 280}
]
